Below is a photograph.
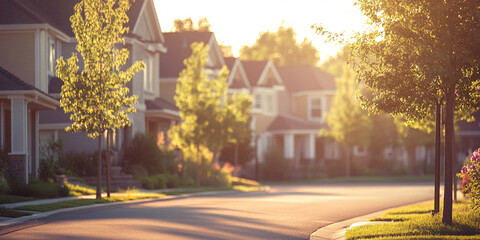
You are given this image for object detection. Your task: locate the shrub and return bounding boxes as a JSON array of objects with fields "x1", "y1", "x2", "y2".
[
  {"x1": 59, "y1": 152, "x2": 97, "y2": 177},
  {"x1": 137, "y1": 174, "x2": 167, "y2": 189},
  {"x1": 10, "y1": 180, "x2": 69, "y2": 198},
  {"x1": 39, "y1": 137, "x2": 63, "y2": 182},
  {"x1": 0, "y1": 174, "x2": 9, "y2": 194},
  {"x1": 261, "y1": 147, "x2": 290, "y2": 181},
  {"x1": 123, "y1": 133, "x2": 177, "y2": 175},
  {"x1": 458, "y1": 148, "x2": 480, "y2": 210}
]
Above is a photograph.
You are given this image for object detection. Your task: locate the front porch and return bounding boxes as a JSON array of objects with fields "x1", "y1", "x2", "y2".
[{"x1": 0, "y1": 67, "x2": 58, "y2": 183}]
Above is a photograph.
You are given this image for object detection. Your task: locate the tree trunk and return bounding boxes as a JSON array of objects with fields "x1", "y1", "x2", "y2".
[
  {"x1": 196, "y1": 145, "x2": 200, "y2": 188},
  {"x1": 234, "y1": 143, "x2": 239, "y2": 176},
  {"x1": 96, "y1": 136, "x2": 102, "y2": 199},
  {"x1": 106, "y1": 130, "x2": 111, "y2": 198},
  {"x1": 434, "y1": 102, "x2": 441, "y2": 214},
  {"x1": 443, "y1": 87, "x2": 454, "y2": 225},
  {"x1": 346, "y1": 146, "x2": 351, "y2": 178},
  {"x1": 452, "y1": 121, "x2": 457, "y2": 201},
  {"x1": 407, "y1": 145, "x2": 416, "y2": 175}
]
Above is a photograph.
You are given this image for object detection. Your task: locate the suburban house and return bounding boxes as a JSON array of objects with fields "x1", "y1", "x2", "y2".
[
  {"x1": 159, "y1": 31, "x2": 226, "y2": 105},
  {"x1": 0, "y1": 0, "x2": 172, "y2": 182},
  {"x1": 224, "y1": 59, "x2": 338, "y2": 173}
]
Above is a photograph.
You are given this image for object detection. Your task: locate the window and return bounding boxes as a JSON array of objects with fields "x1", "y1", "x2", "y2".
[
  {"x1": 48, "y1": 39, "x2": 56, "y2": 75},
  {"x1": 143, "y1": 55, "x2": 154, "y2": 91},
  {"x1": 310, "y1": 96, "x2": 322, "y2": 120},
  {"x1": 265, "y1": 94, "x2": 273, "y2": 114},
  {"x1": 254, "y1": 94, "x2": 262, "y2": 110}
]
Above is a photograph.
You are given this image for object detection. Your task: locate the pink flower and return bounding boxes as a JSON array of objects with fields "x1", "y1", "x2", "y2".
[{"x1": 462, "y1": 166, "x2": 469, "y2": 174}]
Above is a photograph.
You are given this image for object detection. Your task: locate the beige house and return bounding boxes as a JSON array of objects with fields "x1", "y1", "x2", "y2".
[
  {"x1": 225, "y1": 59, "x2": 338, "y2": 170},
  {"x1": 0, "y1": 0, "x2": 173, "y2": 181},
  {"x1": 159, "y1": 31, "x2": 226, "y2": 105}
]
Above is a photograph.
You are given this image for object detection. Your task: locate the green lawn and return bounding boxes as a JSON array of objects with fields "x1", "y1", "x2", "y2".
[
  {"x1": 0, "y1": 194, "x2": 36, "y2": 204},
  {"x1": 14, "y1": 193, "x2": 166, "y2": 212},
  {"x1": 346, "y1": 200, "x2": 480, "y2": 240}
]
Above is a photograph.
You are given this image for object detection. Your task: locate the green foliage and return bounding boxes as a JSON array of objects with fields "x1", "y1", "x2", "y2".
[
  {"x1": 261, "y1": 147, "x2": 290, "y2": 181},
  {"x1": 171, "y1": 42, "x2": 249, "y2": 186},
  {"x1": 56, "y1": 0, "x2": 144, "y2": 139},
  {"x1": 173, "y1": 17, "x2": 211, "y2": 32},
  {"x1": 38, "y1": 137, "x2": 64, "y2": 182},
  {"x1": 0, "y1": 206, "x2": 32, "y2": 218},
  {"x1": 59, "y1": 151, "x2": 97, "y2": 177},
  {"x1": 65, "y1": 183, "x2": 96, "y2": 196},
  {"x1": 182, "y1": 147, "x2": 232, "y2": 187},
  {"x1": 122, "y1": 133, "x2": 177, "y2": 175},
  {"x1": 10, "y1": 180, "x2": 69, "y2": 199},
  {"x1": 0, "y1": 174, "x2": 9, "y2": 194},
  {"x1": 240, "y1": 24, "x2": 319, "y2": 66},
  {"x1": 220, "y1": 140, "x2": 254, "y2": 166},
  {"x1": 458, "y1": 148, "x2": 480, "y2": 210}
]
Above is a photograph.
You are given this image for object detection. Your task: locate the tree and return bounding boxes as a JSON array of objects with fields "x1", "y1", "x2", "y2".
[
  {"x1": 170, "y1": 42, "x2": 228, "y2": 187},
  {"x1": 173, "y1": 17, "x2": 211, "y2": 32},
  {"x1": 56, "y1": 0, "x2": 144, "y2": 199},
  {"x1": 240, "y1": 25, "x2": 320, "y2": 66},
  {"x1": 315, "y1": 0, "x2": 480, "y2": 224},
  {"x1": 321, "y1": 66, "x2": 371, "y2": 177}
]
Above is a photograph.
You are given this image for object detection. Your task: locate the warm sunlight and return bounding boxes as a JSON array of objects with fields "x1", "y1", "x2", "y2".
[{"x1": 154, "y1": 0, "x2": 367, "y2": 62}]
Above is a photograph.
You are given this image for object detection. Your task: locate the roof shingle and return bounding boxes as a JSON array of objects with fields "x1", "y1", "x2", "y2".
[{"x1": 277, "y1": 65, "x2": 335, "y2": 93}]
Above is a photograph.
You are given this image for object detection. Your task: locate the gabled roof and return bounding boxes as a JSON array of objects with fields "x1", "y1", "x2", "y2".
[
  {"x1": 145, "y1": 97, "x2": 180, "y2": 119},
  {"x1": 0, "y1": 0, "x2": 160, "y2": 42},
  {"x1": 224, "y1": 57, "x2": 250, "y2": 90},
  {"x1": 0, "y1": 66, "x2": 36, "y2": 91},
  {"x1": 241, "y1": 60, "x2": 283, "y2": 88},
  {"x1": 277, "y1": 64, "x2": 335, "y2": 94},
  {"x1": 160, "y1": 31, "x2": 224, "y2": 78},
  {"x1": 145, "y1": 97, "x2": 178, "y2": 112},
  {"x1": 267, "y1": 115, "x2": 323, "y2": 132},
  {"x1": 0, "y1": 66, "x2": 58, "y2": 109}
]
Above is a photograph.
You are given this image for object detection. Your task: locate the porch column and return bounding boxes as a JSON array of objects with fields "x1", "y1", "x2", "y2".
[
  {"x1": 284, "y1": 134, "x2": 294, "y2": 159},
  {"x1": 305, "y1": 134, "x2": 316, "y2": 159},
  {"x1": 10, "y1": 97, "x2": 28, "y2": 183}
]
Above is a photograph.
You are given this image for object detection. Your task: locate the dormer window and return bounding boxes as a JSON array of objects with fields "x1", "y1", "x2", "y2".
[
  {"x1": 48, "y1": 39, "x2": 56, "y2": 76},
  {"x1": 309, "y1": 96, "x2": 323, "y2": 121}
]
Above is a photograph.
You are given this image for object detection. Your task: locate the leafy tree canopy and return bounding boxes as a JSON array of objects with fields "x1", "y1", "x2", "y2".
[
  {"x1": 57, "y1": 0, "x2": 144, "y2": 139},
  {"x1": 173, "y1": 17, "x2": 211, "y2": 32},
  {"x1": 240, "y1": 24, "x2": 320, "y2": 66}
]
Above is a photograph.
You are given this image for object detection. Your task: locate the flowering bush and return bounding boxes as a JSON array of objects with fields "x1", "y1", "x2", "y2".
[{"x1": 458, "y1": 148, "x2": 480, "y2": 210}]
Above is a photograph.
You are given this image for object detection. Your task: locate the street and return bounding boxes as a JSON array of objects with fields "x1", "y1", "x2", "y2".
[{"x1": 0, "y1": 182, "x2": 433, "y2": 240}]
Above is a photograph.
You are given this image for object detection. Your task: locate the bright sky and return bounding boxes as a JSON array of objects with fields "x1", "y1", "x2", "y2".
[{"x1": 153, "y1": 0, "x2": 367, "y2": 63}]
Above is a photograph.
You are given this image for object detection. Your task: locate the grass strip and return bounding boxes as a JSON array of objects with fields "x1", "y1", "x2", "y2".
[
  {"x1": 0, "y1": 194, "x2": 36, "y2": 204},
  {"x1": 14, "y1": 193, "x2": 165, "y2": 212},
  {"x1": 0, "y1": 206, "x2": 32, "y2": 218},
  {"x1": 346, "y1": 200, "x2": 480, "y2": 240}
]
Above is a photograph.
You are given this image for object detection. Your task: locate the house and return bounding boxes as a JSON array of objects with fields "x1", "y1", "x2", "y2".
[
  {"x1": 226, "y1": 60, "x2": 337, "y2": 171},
  {"x1": 0, "y1": 67, "x2": 58, "y2": 183},
  {"x1": 0, "y1": 0, "x2": 171, "y2": 181},
  {"x1": 276, "y1": 64, "x2": 339, "y2": 162},
  {"x1": 159, "y1": 31, "x2": 226, "y2": 105}
]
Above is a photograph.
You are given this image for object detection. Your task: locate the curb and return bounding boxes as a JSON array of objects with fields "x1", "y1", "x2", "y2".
[
  {"x1": 309, "y1": 199, "x2": 435, "y2": 240},
  {"x1": 309, "y1": 209, "x2": 389, "y2": 240},
  {"x1": 0, "y1": 188, "x2": 261, "y2": 229}
]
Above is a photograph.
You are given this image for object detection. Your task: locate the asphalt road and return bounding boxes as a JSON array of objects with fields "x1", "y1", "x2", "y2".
[{"x1": 1, "y1": 182, "x2": 433, "y2": 240}]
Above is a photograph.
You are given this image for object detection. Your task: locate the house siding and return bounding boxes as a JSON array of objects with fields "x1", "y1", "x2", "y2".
[
  {"x1": 159, "y1": 82, "x2": 177, "y2": 105},
  {"x1": 294, "y1": 95, "x2": 309, "y2": 120},
  {"x1": 39, "y1": 30, "x2": 48, "y2": 92},
  {"x1": 0, "y1": 32, "x2": 35, "y2": 86}
]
